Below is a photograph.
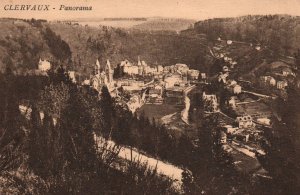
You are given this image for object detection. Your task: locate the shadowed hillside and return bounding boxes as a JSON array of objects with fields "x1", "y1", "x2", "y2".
[{"x1": 0, "y1": 18, "x2": 71, "y2": 73}]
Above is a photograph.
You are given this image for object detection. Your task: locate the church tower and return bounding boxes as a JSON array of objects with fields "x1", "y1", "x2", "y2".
[
  {"x1": 138, "y1": 56, "x2": 143, "y2": 75},
  {"x1": 95, "y1": 59, "x2": 101, "y2": 75},
  {"x1": 90, "y1": 59, "x2": 102, "y2": 91},
  {"x1": 105, "y1": 59, "x2": 113, "y2": 85},
  {"x1": 138, "y1": 56, "x2": 142, "y2": 66}
]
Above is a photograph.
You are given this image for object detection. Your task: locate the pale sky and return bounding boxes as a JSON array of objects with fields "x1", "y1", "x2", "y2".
[{"x1": 0, "y1": 0, "x2": 299, "y2": 20}]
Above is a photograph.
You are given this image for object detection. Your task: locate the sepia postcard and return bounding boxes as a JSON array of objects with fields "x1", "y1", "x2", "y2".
[{"x1": 0, "y1": 0, "x2": 299, "y2": 194}]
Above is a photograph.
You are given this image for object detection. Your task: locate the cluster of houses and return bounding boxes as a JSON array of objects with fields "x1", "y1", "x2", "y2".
[
  {"x1": 220, "y1": 114, "x2": 265, "y2": 153},
  {"x1": 120, "y1": 58, "x2": 205, "y2": 81},
  {"x1": 259, "y1": 75, "x2": 288, "y2": 90},
  {"x1": 202, "y1": 65, "x2": 243, "y2": 113},
  {"x1": 121, "y1": 58, "x2": 162, "y2": 76},
  {"x1": 37, "y1": 57, "x2": 206, "y2": 111},
  {"x1": 219, "y1": 65, "x2": 242, "y2": 94},
  {"x1": 114, "y1": 59, "x2": 207, "y2": 110},
  {"x1": 69, "y1": 58, "x2": 206, "y2": 112},
  {"x1": 199, "y1": 62, "x2": 269, "y2": 161},
  {"x1": 226, "y1": 79, "x2": 242, "y2": 94},
  {"x1": 259, "y1": 64, "x2": 295, "y2": 90}
]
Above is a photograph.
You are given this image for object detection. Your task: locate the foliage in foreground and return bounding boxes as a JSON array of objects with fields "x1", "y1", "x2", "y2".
[{"x1": 0, "y1": 70, "x2": 178, "y2": 194}]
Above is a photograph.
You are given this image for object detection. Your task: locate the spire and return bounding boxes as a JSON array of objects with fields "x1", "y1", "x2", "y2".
[
  {"x1": 96, "y1": 59, "x2": 100, "y2": 69},
  {"x1": 106, "y1": 59, "x2": 111, "y2": 70},
  {"x1": 105, "y1": 59, "x2": 113, "y2": 85},
  {"x1": 138, "y1": 56, "x2": 142, "y2": 66},
  {"x1": 95, "y1": 59, "x2": 100, "y2": 75}
]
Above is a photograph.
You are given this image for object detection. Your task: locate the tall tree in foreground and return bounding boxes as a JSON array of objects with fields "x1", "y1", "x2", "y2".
[
  {"x1": 259, "y1": 85, "x2": 300, "y2": 194},
  {"x1": 260, "y1": 118, "x2": 298, "y2": 194},
  {"x1": 100, "y1": 86, "x2": 115, "y2": 139},
  {"x1": 0, "y1": 69, "x2": 21, "y2": 148}
]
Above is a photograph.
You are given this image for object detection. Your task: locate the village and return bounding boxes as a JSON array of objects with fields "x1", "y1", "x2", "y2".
[{"x1": 32, "y1": 47, "x2": 292, "y2": 179}]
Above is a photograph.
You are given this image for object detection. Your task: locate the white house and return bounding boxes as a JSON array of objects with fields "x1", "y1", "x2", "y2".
[
  {"x1": 68, "y1": 71, "x2": 76, "y2": 83},
  {"x1": 164, "y1": 72, "x2": 183, "y2": 89},
  {"x1": 188, "y1": 69, "x2": 200, "y2": 80},
  {"x1": 228, "y1": 96, "x2": 237, "y2": 109},
  {"x1": 144, "y1": 66, "x2": 157, "y2": 75},
  {"x1": 281, "y1": 68, "x2": 295, "y2": 77},
  {"x1": 223, "y1": 125, "x2": 238, "y2": 134},
  {"x1": 175, "y1": 63, "x2": 189, "y2": 74},
  {"x1": 201, "y1": 73, "x2": 207, "y2": 79},
  {"x1": 227, "y1": 80, "x2": 237, "y2": 86},
  {"x1": 220, "y1": 131, "x2": 227, "y2": 144},
  {"x1": 232, "y1": 84, "x2": 242, "y2": 94},
  {"x1": 267, "y1": 76, "x2": 276, "y2": 86},
  {"x1": 261, "y1": 76, "x2": 276, "y2": 87},
  {"x1": 255, "y1": 46, "x2": 261, "y2": 51},
  {"x1": 227, "y1": 40, "x2": 233, "y2": 45},
  {"x1": 148, "y1": 85, "x2": 163, "y2": 98},
  {"x1": 257, "y1": 118, "x2": 271, "y2": 126},
  {"x1": 276, "y1": 80, "x2": 288, "y2": 89},
  {"x1": 82, "y1": 79, "x2": 90, "y2": 85},
  {"x1": 236, "y1": 115, "x2": 253, "y2": 128},
  {"x1": 157, "y1": 65, "x2": 164, "y2": 73},
  {"x1": 38, "y1": 58, "x2": 51, "y2": 71},
  {"x1": 123, "y1": 60, "x2": 139, "y2": 75}
]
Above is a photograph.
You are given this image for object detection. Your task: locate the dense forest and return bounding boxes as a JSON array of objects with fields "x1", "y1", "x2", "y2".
[
  {"x1": 0, "y1": 18, "x2": 72, "y2": 73},
  {"x1": 193, "y1": 15, "x2": 300, "y2": 56}
]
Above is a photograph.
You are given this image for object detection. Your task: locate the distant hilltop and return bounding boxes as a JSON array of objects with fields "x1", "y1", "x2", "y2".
[
  {"x1": 103, "y1": 18, "x2": 147, "y2": 21},
  {"x1": 62, "y1": 17, "x2": 196, "y2": 31},
  {"x1": 70, "y1": 17, "x2": 195, "y2": 22}
]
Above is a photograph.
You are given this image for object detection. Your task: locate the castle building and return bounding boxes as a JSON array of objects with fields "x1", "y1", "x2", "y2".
[
  {"x1": 122, "y1": 60, "x2": 139, "y2": 75},
  {"x1": 164, "y1": 72, "x2": 184, "y2": 89},
  {"x1": 121, "y1": 57, "x2": 157, "y2": 76}
]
